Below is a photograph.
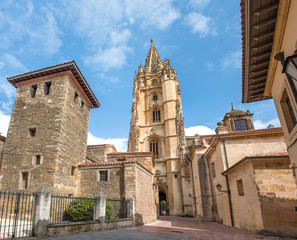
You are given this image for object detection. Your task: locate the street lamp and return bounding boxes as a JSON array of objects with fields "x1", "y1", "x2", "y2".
[
  {"x1": 283, "y1": 51, "x2": 297, "y2": 81},
  {"x1": 216, "y1": 183, "x2": 229, "y2": 193}
]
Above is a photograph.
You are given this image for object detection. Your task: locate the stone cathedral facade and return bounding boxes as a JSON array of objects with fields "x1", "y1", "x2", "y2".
[{"x1": 128, "y1": 40, "x2": 193, "y2": 216}]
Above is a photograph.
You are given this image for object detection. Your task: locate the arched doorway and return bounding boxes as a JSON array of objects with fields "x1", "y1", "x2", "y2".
[{"x1": 159, "y1": 190, "x2": 167, "y2": 215}]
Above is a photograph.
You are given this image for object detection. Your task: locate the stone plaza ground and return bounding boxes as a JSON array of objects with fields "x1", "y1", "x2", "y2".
[{"x1": 31, "y1": 216, "x2": 295, "y2": 240}]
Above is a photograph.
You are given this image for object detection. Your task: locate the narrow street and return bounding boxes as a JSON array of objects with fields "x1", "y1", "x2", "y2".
[{"x1": 37, "y1": 216, "x2": 294, "y2": 240}]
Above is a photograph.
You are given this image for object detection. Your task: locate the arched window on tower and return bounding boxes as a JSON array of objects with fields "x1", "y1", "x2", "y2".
[
  {"x1": 150, "y1": 139, "x2": 159, "y2": 159},
  {"x1": 153, "y1": 108, "x2": 161, "y2": 122}
]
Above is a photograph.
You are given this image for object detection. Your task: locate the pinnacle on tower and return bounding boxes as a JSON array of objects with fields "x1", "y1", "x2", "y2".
[{"x1": 144, "y1": 40, "x2": 163, "y2": 73}]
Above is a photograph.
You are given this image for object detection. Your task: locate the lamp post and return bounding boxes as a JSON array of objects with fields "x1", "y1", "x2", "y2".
[
  {"x1": 275, "y1": 50, "x2": 297, "y2": 103},
  {"x1": 283, "y1": 50, "x2": 297, "y2": 81},
  {"x1": 216, "y1": 184, "x2": 230, "y2": 193}
]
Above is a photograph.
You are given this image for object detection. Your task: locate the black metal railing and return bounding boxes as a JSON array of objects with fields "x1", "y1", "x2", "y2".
[
  {"x1": 106, "y1": 199, "x2": 128, "y2": 220},
  {"x1": 49, "y1": 194, "x2": 95, "y2": 224},
  {"x1": 0, "y1": 190, "x2": 36, "y2": 239}
]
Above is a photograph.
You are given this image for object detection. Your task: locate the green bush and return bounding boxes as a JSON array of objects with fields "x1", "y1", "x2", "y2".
[
  {"x1": 106, "y1": 200, "x2": 113, "y2": 220},
  {"x1": 67, "y1": 197, "x2": 94, "y2": 221}
]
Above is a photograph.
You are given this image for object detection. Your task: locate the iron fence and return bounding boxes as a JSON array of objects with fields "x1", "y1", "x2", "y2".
[
  {"x1": 49, "y1": 194, "x2": 95, "y2": 224},
  {"x1": 106, "y1": 199, "x2": 128, "y2": 220},
  {"x1": 0, "y1": 190, "x2": 36, "y2": 239}
]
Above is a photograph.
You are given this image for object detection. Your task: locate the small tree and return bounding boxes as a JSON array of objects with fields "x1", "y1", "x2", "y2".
[
  {"x1": 106, "y1": 200, "x2": 113, "y2": 220},
  {"x1": 68, "y1": 197, "x2": 94, "y2": 221}
]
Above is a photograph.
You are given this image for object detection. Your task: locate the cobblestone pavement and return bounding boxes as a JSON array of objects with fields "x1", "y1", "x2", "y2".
[
  {"x1": 36, "y1": 216, "x2": 294, "y2": 240},
  {"x1": 132, "y1": 216, "x2": 294, "y2": 240}
]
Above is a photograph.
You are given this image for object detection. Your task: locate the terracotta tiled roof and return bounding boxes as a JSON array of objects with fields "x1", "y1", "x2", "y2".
[
  {"x1": 79, "y1": 160, "x2": 137, "y2": 167},
  {"x1": 107, "y1": 152, "x2": 152, "y2": 156},
  {"x1": 222, "y1": 151, "x2": 289, "y2": 175},
  {"x1": 7, "y1": 61, "x2": 100, "y2": 108},
  {"x1": 87, "y1": 144, "x2": 116, "y2": 149},
  {"x1": 86, "y1": 156, "x2": 98, "y2": 163},
  {"x1": 248, "y1": 151, "x2": 288, "y2": 158},
  {"x1": 0, "y1": 135, "x2": 6, "y2": 141},
  {"x1": 79, "y1": 160, "x2": 153, "y2": 174}
]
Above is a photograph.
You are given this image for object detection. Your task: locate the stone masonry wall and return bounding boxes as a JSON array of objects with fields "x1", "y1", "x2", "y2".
[
  {"x1": 0, "y1": 72, "x2": 90, "y2": 195},
  {"x1": 79, "y1": 166, "x2": 125, "y2": 199},
  {"x1": 87, "y1": 145, "x2": 117, "y2": 162},
  {"x1": 135, "y1": 165, "x2": 156, "y2": 224}
]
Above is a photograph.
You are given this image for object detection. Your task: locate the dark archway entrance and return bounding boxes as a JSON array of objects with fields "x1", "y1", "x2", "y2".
[{"x1": 159, "y1": 191, "x2": 167, "y2": 215}]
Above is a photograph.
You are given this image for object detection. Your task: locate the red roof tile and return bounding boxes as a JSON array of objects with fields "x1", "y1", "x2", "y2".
[{"x1": 7, "y1": 61, "x2": 100, "y2": 108}]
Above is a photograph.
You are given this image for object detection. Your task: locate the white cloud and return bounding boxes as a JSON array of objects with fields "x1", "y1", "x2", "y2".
[
  {"x1": 220, "y1": 51, "x2": 241, "y2": 69},
  {"x1": 0, "y1": 2, "x2": 62, "y2": 55},
  {"x1": 188, "y1": 0, "x2": 211, "y2": 9},
  {"x1": 53, "y1": 0, "x2": 179, "y2": 72},
  {"x1": 185, "y1": 12, "x2": 216, "y2": 37},
  {"x1": 88, "y1": 132, "x2": 128, "y2": 152},
  {"x1": 185, "y1": 125, "x2": 215, "y2": 136},
  {"x1": 85, "y1": 46, "x2": 132, "y2": 71},
  {"x1": 254, "y1": 118, "x2": 281, "y2": 129},
  {"x1": 125, "y1": 0, "x2": 181, "y2": 30},
  {"x1": 3, "y1": 54, "x2": 28, "y2": 72},
  {"x1": 0, "y1": 110, "x2": 10, "y2": 136}
]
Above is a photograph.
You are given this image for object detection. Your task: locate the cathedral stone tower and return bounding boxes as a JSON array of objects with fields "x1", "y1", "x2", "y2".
[
  {"x1": 128, "y1": 40, "x2": 193, "y2": 215},
  {"x1": 0, "y1": 61, "x2": 99, "y2": 194}
]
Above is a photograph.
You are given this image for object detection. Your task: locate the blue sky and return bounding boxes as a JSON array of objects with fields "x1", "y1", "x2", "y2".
[{"x1": 0, "y1": 0, "x2": 280, "y2": 151}]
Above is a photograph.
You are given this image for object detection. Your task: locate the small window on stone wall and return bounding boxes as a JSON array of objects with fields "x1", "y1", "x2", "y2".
[
  {"x1": 21, "y1": 172, "x2": 29, "y2": 190},
  {"x1": 29, "y1": 128, "x2": 36, "y2": 137},
  {"x1": 99, "y1": 170, "x2": 108, "y2": 182},
  {"x1": 211, "y1": 162, "x2": 216, "y2": 178},
  {"x1": 280, "y1": 90, "x2": 297, "y2": 132},
  {"x1": 30, "y1": 85, "x2": 37, "y2": 98},
  {"x1": 35, "y1": 155, "x2": 41, "y2": 165},
  {"x1": 71, "y1": 166, "x2": 76, "y2": 176},
  {"x1": 74, "y1": 92, "x2": 79, "y2": 102},
  {"x1": 153, "y1": 95, "x2": 158, "y2": 101},
  {"x1": 153, "y1": 109, "x2": 161, "y2": 122},
  {"x1": 237, "y1": 179, "x2": 244, "y2": 196},
  {"x1": 81, "y1": 101, "x2": 84, "y2": 108},
  {"x1": 152, "y1": 80, "x2": 157, "y2": 85},
  {"x1": 234, "y1": 119, "x2": 248, "y2": 131},
  {"x1": 44, "y1": 81, "x2": 52, "y2": 95}
]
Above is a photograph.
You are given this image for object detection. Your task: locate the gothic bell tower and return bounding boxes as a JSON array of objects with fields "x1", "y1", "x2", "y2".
[{"x1": 128, "y1": 40, "x2": 193, "y2": 216}]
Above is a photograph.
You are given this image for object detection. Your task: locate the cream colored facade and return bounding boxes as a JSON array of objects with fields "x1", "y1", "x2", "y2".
[
  {"x1": 269, "y1": 1, "x2": 297, "y2": 184},
  {"x1": 241, "y1": 0, "x2": 297, "y2": 186},
  {"x1": 128, "y1": 40, "x2": 193, "y2": 216},
  {"x1": 188, "y1": 106, "x2": 297, "y2": 237}
]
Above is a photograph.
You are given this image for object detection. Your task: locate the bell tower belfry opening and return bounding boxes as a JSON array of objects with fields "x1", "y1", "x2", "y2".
[{"x1": 128, "y1": 40, "x2": 193, "y2": 216}]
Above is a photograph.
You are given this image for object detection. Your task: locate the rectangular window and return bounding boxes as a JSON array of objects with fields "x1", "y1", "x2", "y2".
[
  {"x1": 74, "y1": 92, "x2": 79, "y2": 102},
  {"x1": 44, "y1": 81, "x2": 51, "y2": 95},
  {"x1": 281, "y1": 90, "x2": 297, "y2": 132},
  {"x1": 234, "y1": 119, "x2": 248, "y2": 131},
  {"x1": 237, "y1": 179, "x2": 244, "y2": 196},
  {"x1": 153, "y1": 95, "x2": 158, "y2": 101},
  {"x1": 211, "y1": 162, "x2": 216, "y2": 178},
  {"x1": 30, "y1": 85, "x2": 37, "y2": 98},
  {"x1": 81, "y1": 101, "x2": 84, "y2": 108},
  {"x1": 21, "y1": 172, "x2": 29, "y2": 190},
  {"x1": 71, "y1": 166, "x2": 76, "y2": 176},
  {"x1": 35, "y1": 155, "x2": 41, "y2": 165},
  {"x1": 29, "y1": 128, "x2": 36, "y2": 137},
  {"x1": 99, "y1": 170, "x2": 108, "y2": 182}
]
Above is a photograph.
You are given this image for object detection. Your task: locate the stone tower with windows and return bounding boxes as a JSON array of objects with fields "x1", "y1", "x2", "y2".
[
  {"x1": 128, "y1": 40, "x2": 193, "y2": 215},
  {"x1": 0, "y1": 61, "x2": 99, "y2": 194},
  {"x1": 216, "y1": 104, "x2": 255, "y2": 134}
]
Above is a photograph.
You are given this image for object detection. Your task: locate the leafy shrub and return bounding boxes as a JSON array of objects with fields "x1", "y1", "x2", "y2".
[
  {"x1": 106, "y1": 200, "x2": 113, "y2": 220},
  {"x1": 67, "y1": 197, "x2": 94, "y2": 221}
]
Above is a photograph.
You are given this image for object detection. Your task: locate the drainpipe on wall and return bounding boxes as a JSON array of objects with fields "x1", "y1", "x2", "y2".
[
  {"x1": 189, "y1": 151, "x2": 197, "y2": 217},
  {"x1": 218, "y1": 135, "x2": 234, "y2": 227}
]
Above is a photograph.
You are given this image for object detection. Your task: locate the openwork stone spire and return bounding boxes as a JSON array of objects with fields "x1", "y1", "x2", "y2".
[{"x1": 144, "y1": 39, "x2": 163, "y2": 73}]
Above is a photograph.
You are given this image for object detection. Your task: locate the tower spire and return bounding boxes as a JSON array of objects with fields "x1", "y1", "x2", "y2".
[{"x1": 144, "y1": 40, "x2": 163, "y2": 73}]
